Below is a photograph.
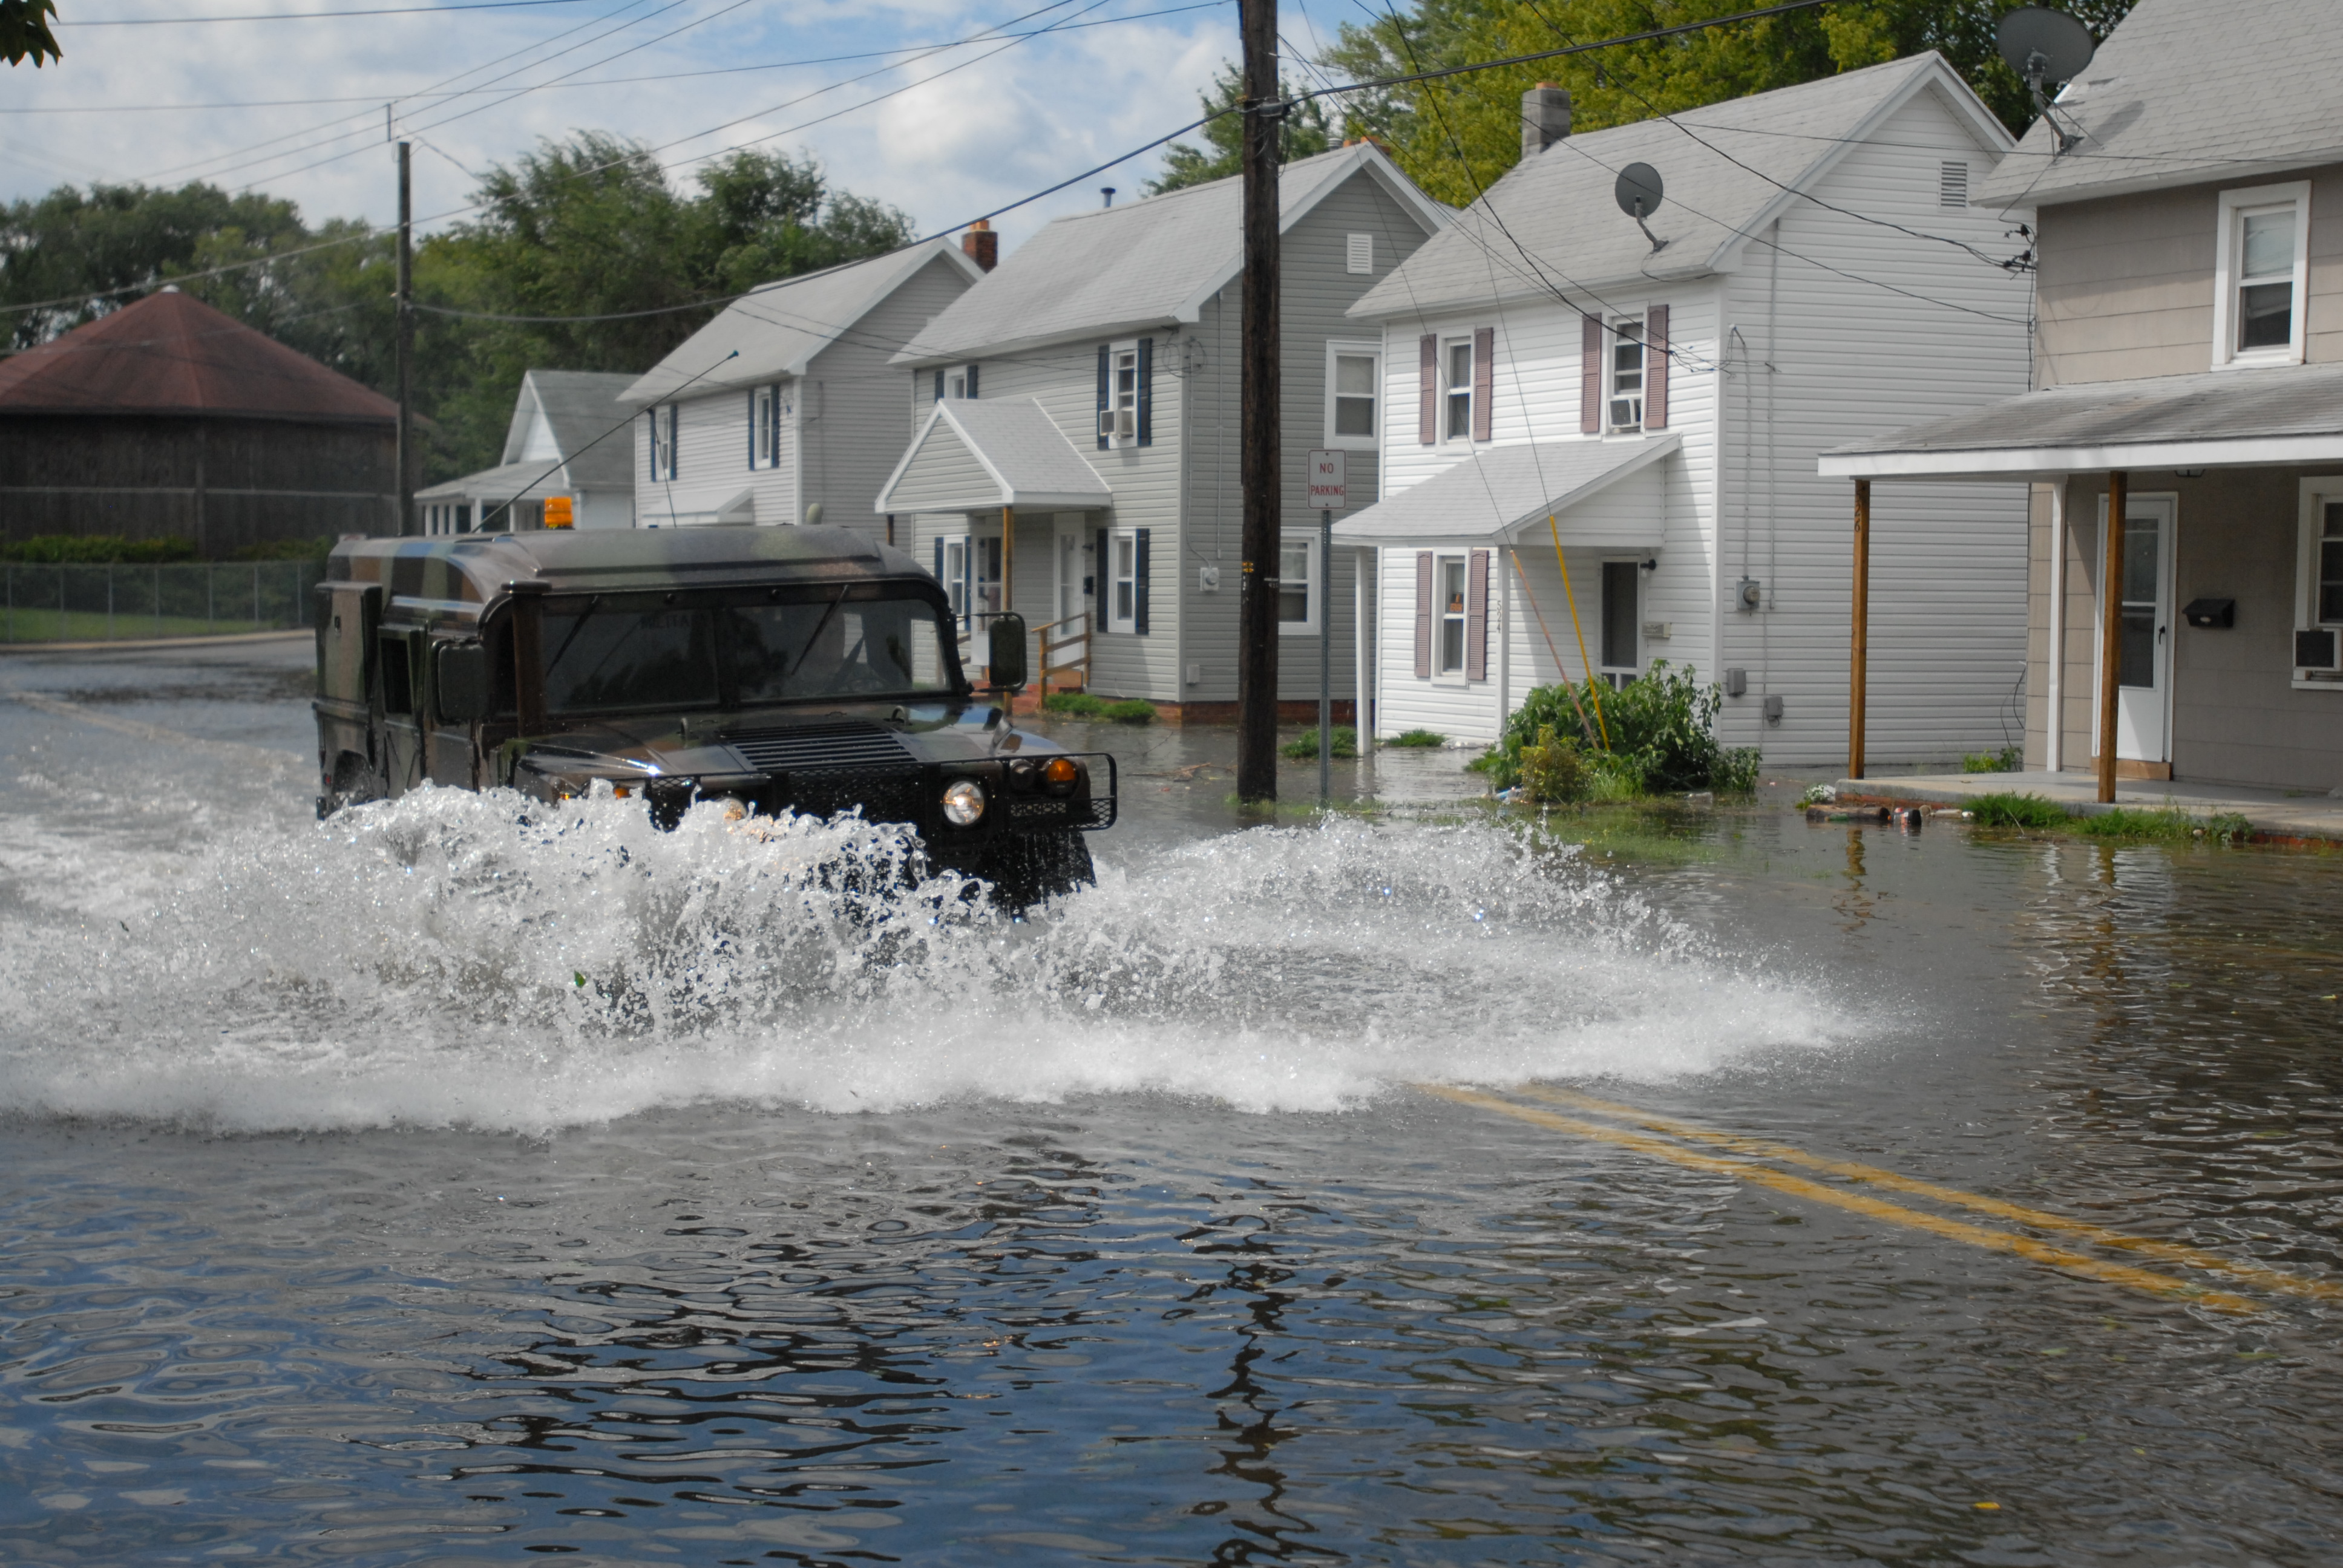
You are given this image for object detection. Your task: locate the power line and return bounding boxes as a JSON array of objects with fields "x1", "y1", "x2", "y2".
[{"x1": 58, "y1": 0, "x2": 595, "y2": 24}]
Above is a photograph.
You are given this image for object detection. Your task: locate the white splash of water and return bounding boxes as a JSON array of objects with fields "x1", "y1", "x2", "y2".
[{"x1": 0, "y1": 786, "x2": 1840, "y2": 1131}]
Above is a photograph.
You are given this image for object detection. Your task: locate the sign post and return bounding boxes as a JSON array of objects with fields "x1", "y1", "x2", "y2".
[{"x1": 1308, "y1": 449, "x2": 1346, "y2": 800}]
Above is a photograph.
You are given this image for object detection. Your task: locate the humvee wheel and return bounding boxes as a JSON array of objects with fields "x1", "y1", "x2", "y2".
[
  {"x1": 318, "y1": 751, "x2": 377, "y2": 818},
  {"x1": 981, "y1": 831, "x2": 1095, "y2": 910}
]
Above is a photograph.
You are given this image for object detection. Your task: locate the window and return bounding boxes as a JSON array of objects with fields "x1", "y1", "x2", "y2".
[
  {"x1": 1438, "y1": 554, "x2": 1468, "y2": 673},
  {"x1": 1444, "y1": 339, "x2": 1473, "y2": 442},
  {"x1": 649, "y1": 405, "x2": 678, "y2": 480},
  {"x1": 2293, "y1": 480, "x2": 2343, "y2": 685},
  {"x1": 939, "y1": 364, "x2": 978, "y2": 401},
  {"x1": 1277, "y1": 534, "x2": 1321, "y2": 634},
  {"x1": 750, "y1": 385, "x2": 778, "y2": 469},
  {"x1": 1346, "y1": 233, "x2": 1374, "y2": 275},
  {"x1": 2215, "y1": 182, "x2": 2310, "y2": 367},
  {"x1": 1326, "y1": 341, "x2": 1379, "y2": 448},
  {"x1": 1600, "y1": 560, "x2": 1640, "y2": 684},
  {"x1": 1607, "y1": 318, "x2": 1645, "y2": 433},
  {"x1": 1110, "y1": 344, "x2": 1139, "y2": 440},
  {"x1": 940, "y1": 535, "x2": 969, "y2": 620},
  {"x1": 1939, "y1": 160, "x2": 1968, "y2": 209},
  {"x1": 1109, "y1": 529, "x2": 1139, "y2": 633}
]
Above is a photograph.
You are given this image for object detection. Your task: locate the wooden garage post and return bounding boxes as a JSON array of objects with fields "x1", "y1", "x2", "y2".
[
  {"x1": 2097, "y1": 471, "x2": 2126, "y2": 804},
  {"x1": 1849, "y1": 479, "x2": 1869, "y2": 779}
]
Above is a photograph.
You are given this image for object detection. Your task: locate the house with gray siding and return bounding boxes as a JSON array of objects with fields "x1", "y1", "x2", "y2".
[
  {"x1": 621, "y1": 238, "x2": 985, "y2": 536},
  {"x1": 1826, "y1": 0, "x2": 2343, "y2": 795},
  {"x1": 1336, "y1": 54, "x2": 2035, "y2": 760},
  {"x1": 875, "y1": 142, "x2": 1449, "y2": 714},
  {"x1": 418, "y1": 369, "x2": 637, "y2": 534}
]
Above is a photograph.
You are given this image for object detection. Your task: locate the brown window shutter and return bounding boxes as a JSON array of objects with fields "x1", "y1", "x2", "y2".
[
  {"x1": 1580, "y1": 315, "x2": 1602, "y2": 434},
  {"x1": 1645, "y1": 304, "x2": 1670, "y2": 431},
  {"x1": 1472, "y1": 327, "x2": 1494, "y2": 443},
  {"x1": 1466, "y1": 549, "x2": 1490, "y2": 681},
  {"x1": 1414, "y1": 552, "x2": 1434, "y2": 678},
  {"x1": 1418, "y1": 333, "x2": 1437, "y2": 445}
]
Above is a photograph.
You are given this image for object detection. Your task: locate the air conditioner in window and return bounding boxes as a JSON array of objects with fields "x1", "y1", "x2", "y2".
[
  {"x1": 1098, "y1": 408, "x2": 1136, "y2": 439},
  {"x1": 2296, "y1": 627, "x2": 2342, "y2": 672}
]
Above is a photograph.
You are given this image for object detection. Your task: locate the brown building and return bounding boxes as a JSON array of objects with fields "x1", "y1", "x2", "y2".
[{"x1": 0, "y1": 288, "x2": 396, "y2": 552}]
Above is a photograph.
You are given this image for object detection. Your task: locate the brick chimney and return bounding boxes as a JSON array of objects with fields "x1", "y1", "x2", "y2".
[
  {"x1": 962, "y1": 219, "x2": 998, "y2": 272},
  {"x1": 1521, "y1": 82, "x2": 1571, "y2": 158}
]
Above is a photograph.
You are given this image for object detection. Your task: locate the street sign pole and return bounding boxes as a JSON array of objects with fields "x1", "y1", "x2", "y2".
[{"x1": 1308, "y1": 448, "x2": 1346, "y2": 802}]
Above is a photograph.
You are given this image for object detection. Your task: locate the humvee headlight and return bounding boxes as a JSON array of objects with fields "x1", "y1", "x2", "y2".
[
  {"x1": 941, "y1": 778, "x2": 986, "y2": 826},
  {"x1": 1042, "y1": 757, "x2": 1080, "y2": 796}
]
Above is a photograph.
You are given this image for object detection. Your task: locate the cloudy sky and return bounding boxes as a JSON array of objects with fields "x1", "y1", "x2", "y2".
[{"x1": 0, "y1": 0, "x2": 1359, "y2": 250}]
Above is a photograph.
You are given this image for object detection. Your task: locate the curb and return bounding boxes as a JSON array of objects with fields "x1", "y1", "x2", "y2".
[{"x1": 0, "y1": 629, "x2": 310, "y2": 655}]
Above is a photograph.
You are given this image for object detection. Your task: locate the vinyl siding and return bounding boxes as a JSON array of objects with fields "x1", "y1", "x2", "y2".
[
  {"x1": 885, "y1": 425, "x2": 997, "y2": 512},
  {"x1": 2037, "y1": 164, "x2": 2343, "y2": 385}
]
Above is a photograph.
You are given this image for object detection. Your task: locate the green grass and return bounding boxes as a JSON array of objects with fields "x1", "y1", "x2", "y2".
[
  {"x1": 1282, "y1": 726, "x2": 1359, "y2": 760},
  {"x1": 1041, "y1": 691, "x2": 1109, "y2": 716},
  {"x1": 0, "y1": 608, "x2": 290, "y2": 643},
  {"x1": 1515, "y1": 802, "x2": 1722, "y2": 867},
  {"x1": 2078, "y1": 807, "x2": 2255, "y2": 844},
  {"x1": 1963, "y1": 745, "x2": 2024, "y2": 773},
  {"x1": 1104, "y1": 699, "x2": 1156, "y2": 725},
  {"x1": 1967, "y1": 792, "x2": 2068, "y2": 828},
  {"x1": 1384, "y1": 728, "x2": 1446, "y2": 748}
]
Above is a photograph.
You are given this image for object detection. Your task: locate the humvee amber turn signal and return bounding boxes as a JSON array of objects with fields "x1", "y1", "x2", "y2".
[{"x1": 1043, "y1": 757, "x2": 1079, "y2": 795}]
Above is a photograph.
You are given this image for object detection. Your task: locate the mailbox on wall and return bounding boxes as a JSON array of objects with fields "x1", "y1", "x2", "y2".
[{"x1": 2183, "y1": 597, "x2": 2234, "y2": 629}]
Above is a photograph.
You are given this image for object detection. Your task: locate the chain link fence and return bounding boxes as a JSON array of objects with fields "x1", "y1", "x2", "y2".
[{"x1": 1, "y1": 561, "x2": 327, "y2": 644}]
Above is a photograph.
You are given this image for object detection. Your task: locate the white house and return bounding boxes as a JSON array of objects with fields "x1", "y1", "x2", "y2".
[
  {"x1": 621, "y1": 238, "x2": 986, "y2": 537},
  {"x1": 418, "y1": 369, "x2": 638, "y2": 534},
  {"x1": 876, "y1": 143, "x2": 1449, "y2": 715},
  {"x1": 1335, "y1": 53, "x2": 2036, "y2": 760}
]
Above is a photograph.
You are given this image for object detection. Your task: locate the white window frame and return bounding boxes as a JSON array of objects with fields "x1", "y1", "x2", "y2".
[
  {"x1": 945, "y1": 365, "x2": 977, "y2": 400},
  {"x1": 1441, "y1": 336, "x2": 1474, "y2": 446},
  {"x1": 1325, "y1": 339, "x2": 1381, "y2": 451},
  {"x1": 649, "y1": 404, "x2": 678, "y2": 480},
  {"x1": 1606, "y1": 314, "x2": 1647, "y2": 435},
  {"x1": 2214, "y1": 181, "x2": 2311, "y2": 369},
  {"x1": 751, "y1": 385, "x2": 778, "y2": 470},
  {"x1": 1108, "y1": 527, "x2": 1139, "y2": 633},
  {"x1": 1433, "y1": 550, "x2": 1470, "y2": 680},
  {"x1": 2293, "y1": 477, "x2": 2343, "y2": 688},
  {"x1": 1345, "y1": 232, "x2": 1374, "y2": 275},
  {"x1": 1277, "y1": 531, "x2": 1322, "y2": 636},
  {"x1": 1103, "y1": 340, "x2": 1141, "y2": 446}
]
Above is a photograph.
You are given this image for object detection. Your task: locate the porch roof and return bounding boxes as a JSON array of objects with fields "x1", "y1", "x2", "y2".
[
  {"x1": 874, "y1": 399, "x2": 1113, "y2": 514},
  {"x1": 1819, "y1": 362, "x2": 2343, "y2": 480},
  {"x1": 1329, "y1": 435, "x2": 1677, "y2": 548},
  {"x1": 415, "y1": 460, "x2": 568, "y2": 506}
]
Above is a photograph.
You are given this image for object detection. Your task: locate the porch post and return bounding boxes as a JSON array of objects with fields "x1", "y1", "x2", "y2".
[
  {"x1": 1848, "y1": 478, "x2": 1869, "y2": 779},
  {"x1": 2096, "y1": 471, "x2": 2126, "y2": 803}
]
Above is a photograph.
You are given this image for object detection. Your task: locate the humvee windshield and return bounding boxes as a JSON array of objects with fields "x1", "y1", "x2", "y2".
[{"x1": 541, "y1": 591, "x2": 958, "y2": 714}]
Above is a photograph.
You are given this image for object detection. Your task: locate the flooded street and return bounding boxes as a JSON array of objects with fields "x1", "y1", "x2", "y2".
[{"x1": 4, "y1": 638, "x2": 2342, "y2": 1566}]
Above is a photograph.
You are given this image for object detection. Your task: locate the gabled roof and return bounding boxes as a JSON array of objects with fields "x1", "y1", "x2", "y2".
[
  {"x1": 0, "y1": 288, "x2": 397, "y2": 424},
  {"x1": 1329, "y1": 435, "x2": 1677, "y2": 546},
  {"x1": 892, "y1": 142, "x2": 1450, "y2": 365},
  {"x1": 874, "y1": 399, "x2": 1115, "y2": 513},
  {"x1": 1352, "y1": 53, "x2": 2010, "y2": 320},
  {"x1": 1820, "y1": 361, "x2": 2343, "y2": 479},
  {"x1": 621, "y1": 240, "x2": 983, "y2": 407},
  {"x1": 1975, "y1": 0, "x2": 2343, "y2": 209},
  {"x1": 504, "y1": 369, "x2": 638, "y2": 491}
]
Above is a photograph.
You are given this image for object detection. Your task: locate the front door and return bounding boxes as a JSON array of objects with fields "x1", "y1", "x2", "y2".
[
  {"x1": 1055, "y1": 522, "x2": 1088, "y2": 627},
  {"x1": 2096, "y1": 492, "x2": 2177, "y2": 765}
]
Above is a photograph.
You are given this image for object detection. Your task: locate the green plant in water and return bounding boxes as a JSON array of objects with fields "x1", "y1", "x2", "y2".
[
  {"x1": 2080, "y1": 807, "x2": 2255, "y2": 844},
  {"x1": 1967, "y1": 792, "x2": 2068, "y2": 828},
  {"x1": 1515, "y1": 725, "x2": 1585, "y2": 803},
  {"x1": 1485, "y1": 662, "x2": 1756, "y2": 795},
  {"x1": 1384, "y1": 728, "x2": 1446, "y2": 748},
  {"x1": 1963, "y1": 744, "x2": 2024, "y2": 774},
  {"x1": 1282, "y1": 726, "x2": 1358, "y2": 760},
  {"x1": 1104, "y1": 699, "x2": 1156, "y2": 725},
  {"x1": 1042, "y1": 691, "x2": 1109, "y2": 716}
]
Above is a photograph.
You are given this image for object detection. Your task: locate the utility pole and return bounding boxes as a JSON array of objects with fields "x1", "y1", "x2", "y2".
[
  {"x1": 1234, "y1": 0, "x2": 1280, "y2": 802},
  {"x1": 395, "y1": 140, "x2": 415, "y2": 537}
]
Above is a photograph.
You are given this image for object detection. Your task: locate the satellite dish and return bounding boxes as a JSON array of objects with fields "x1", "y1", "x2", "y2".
[
  {"x1": 1996, "y1": 6, "x2": 2096, "y2": 86},
  {"x1": 1996, "y1": 7, "x2": 2096, "y2": 154},
  {"x1": 1614, "y1": 163, "x2": 1664, "y2": 220}
]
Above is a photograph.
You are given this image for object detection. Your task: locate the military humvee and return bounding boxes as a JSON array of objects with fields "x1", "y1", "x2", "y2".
[{"x1": 312, "y1": 527, "x2": 1114, "y2": 903}]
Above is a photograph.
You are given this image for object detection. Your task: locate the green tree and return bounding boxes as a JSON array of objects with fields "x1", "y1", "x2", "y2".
[
  {"x1": 1146, "y1": 61, "x2": 1337, "y2": 194},
  {"x1": 1314, "y1": 0, "x2": 2134, "y2": 206},
  {"x1": 1, "y1": 0, "x2": 61, "y2": 67}
]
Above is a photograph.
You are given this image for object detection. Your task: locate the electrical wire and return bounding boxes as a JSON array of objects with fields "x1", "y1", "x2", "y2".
[{"x1": 58, "y1": 0, "x2": 596, "y2": 24}]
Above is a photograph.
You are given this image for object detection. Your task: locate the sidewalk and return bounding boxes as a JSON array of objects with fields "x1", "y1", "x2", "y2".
[{"x1": 1835, "y1": 769, "x2": 2343, "y2": 844}]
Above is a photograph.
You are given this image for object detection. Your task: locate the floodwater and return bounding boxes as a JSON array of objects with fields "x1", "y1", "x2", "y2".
[{"x1": 2, "y1": 639, "x2": 2341, "y2": 1567}]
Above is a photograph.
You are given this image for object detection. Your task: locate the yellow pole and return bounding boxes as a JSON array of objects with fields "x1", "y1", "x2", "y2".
[{"x1": 1548, "y1": 514, "x2": 1608, "y2": 749}]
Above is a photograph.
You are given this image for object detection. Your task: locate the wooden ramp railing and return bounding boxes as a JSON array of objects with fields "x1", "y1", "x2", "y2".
[{"x1": 1035, "y1": 610, "x2": 1090, "y2": 697}]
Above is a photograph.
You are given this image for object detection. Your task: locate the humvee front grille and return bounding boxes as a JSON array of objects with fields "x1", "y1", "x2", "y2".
[
  {"x1": 726, "y1": 720, "x2": 915, "y2": 773},
  {"x1": 784, "y1": 765, "x2": 925, "y2": 828}
]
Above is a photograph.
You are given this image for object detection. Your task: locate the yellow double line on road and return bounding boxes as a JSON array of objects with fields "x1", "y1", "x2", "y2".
[{"x1": 1428, "y1": 1085, "x2": 2343, "y2": 1315}]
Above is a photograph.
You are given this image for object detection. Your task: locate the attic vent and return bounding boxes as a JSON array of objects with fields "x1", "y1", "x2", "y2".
[
  {"x1": 1346, "y1": 233, "x2": 1373, "y2": 275},
  {"x1": 1939, "y1": 160, "x2": 1969, "y2": 209}
]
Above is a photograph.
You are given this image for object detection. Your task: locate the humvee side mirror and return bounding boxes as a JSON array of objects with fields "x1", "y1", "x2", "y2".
[
  {"x1": 986, "y1": 613, "x2": 1027, "y2": 693},
  {"x1": 434, "y1": 640, "x2": 491, "y2": 722}
]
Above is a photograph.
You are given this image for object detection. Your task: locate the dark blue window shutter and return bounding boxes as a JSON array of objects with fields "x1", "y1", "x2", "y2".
[
  {"x1": 966, "y1": 364, "x2": 979, "y2": 400},
  {"x1": 1133, "y1": 528, "x2": 1150, "y2": 635},
  {"x1": 747, "y1": 389, "x2": 757, "y2": 467},
  {"x1": 934, "y1": 369, "x2": 944, "y2": 403},
  {"x1": 648, "y1": 411, "x2": 657, "y2": 479},
  {"x1": 1136, "y1": 338, "x2": 1153, "y2": 446},
  {"x1": 934, "y1": 537, "x2": 944, "y2": 584},
  {"x1": 1096, "y1": 345, "x2": 1110, "y2": 449}
]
